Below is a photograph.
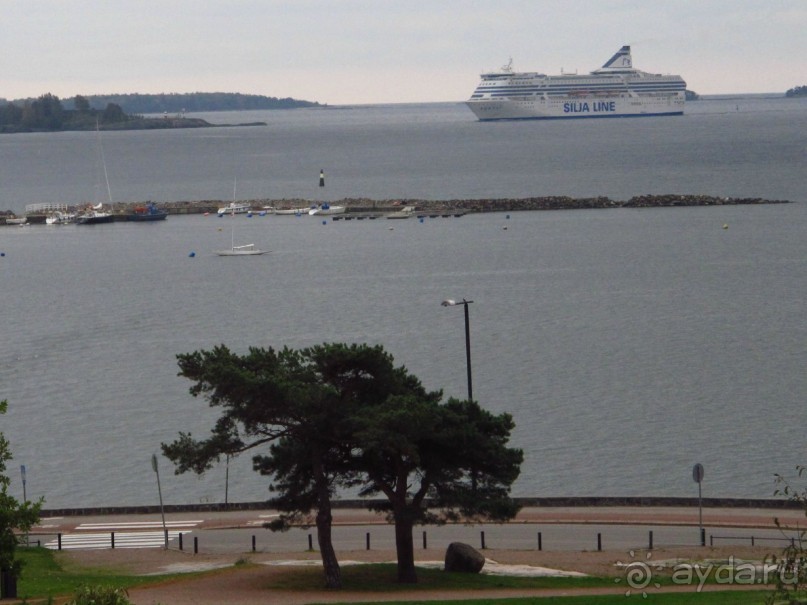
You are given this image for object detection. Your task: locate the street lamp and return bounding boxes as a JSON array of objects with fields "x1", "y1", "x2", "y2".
[
  {"x1": 151, "y1": 454, "x2": 168, "y2": 549},
  {"x1": 441, "y1": 298, "x2": 474, "y2": 401}
]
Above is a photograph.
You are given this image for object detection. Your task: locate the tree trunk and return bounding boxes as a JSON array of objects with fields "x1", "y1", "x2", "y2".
[
  {"x1": 316, "y1": 503, "x2": 341, "y2": 589},
  {"x1": 394, "y1": 512, "x2": 418, "y2": 583},
  {"x1": 313, "y1": 459, "x2": 341, "y2": 589}
]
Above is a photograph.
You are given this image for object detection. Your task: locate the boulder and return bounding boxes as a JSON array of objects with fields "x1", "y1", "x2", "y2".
[{"x1": 444, "y1": 542, "x2": 485, "y2": 573}]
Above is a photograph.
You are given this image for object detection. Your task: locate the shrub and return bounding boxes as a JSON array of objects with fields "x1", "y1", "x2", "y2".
[{"x1": 66, "y1": 584, "x2": 132, "y2": 605}]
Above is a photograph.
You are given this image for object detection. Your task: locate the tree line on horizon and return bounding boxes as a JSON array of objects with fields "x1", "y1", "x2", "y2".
[
  {"x1": 785, "y1": 85, "x2": 807, "y2": 98},
  {"x1": 0, "y1": 93, "x2": 131, "y2": 133},
  {"x1": 2, "y1": 91, "x2": 320, "y2": 115}
]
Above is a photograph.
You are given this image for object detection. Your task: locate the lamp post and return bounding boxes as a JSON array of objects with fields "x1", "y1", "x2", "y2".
[
  {"x1": 151, "y1": 454, "x2": 168, "y2": 549},
  {"x1": 441, "y1": 298, "x2": 474, "y2": 401}
]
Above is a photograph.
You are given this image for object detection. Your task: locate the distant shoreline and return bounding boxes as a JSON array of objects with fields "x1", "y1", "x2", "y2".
[{"x1": 0, "y1": 115, "x2": 267, "y2": 134}]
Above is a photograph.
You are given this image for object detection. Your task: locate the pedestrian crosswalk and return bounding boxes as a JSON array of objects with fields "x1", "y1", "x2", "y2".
[
  {"x1": 44, "y1": 520, "x2": 202, "y2": 550},
  {"x1": 246, "y1": 514, "x2": 279, "y2": 527}
]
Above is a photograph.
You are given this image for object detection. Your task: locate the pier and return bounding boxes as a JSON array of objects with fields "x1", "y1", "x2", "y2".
[{"x1": 2, "y1": 195, "x2": 791, "y2": 225}]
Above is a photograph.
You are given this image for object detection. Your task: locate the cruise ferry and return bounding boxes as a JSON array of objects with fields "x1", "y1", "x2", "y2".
[{"x1": 467, "y1": 46, "x2": 686, "y2": 121}]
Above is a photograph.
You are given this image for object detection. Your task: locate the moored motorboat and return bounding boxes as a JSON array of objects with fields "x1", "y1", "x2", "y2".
[
  {"x1": 386, "y1": 206, "x2": 415, "y2": 219},
  {"x1": 217, "y1": 202, "x2": 251, "y2": 216},
  {"x1": 308, "y1": 202, "x2": 346, "y2": 216},
  {"x1": 45, "y1": 211, "x2": 76, "y2": 225},
  {"x1": 129, "y1": 202, "x2": 167, "y2": 221}
]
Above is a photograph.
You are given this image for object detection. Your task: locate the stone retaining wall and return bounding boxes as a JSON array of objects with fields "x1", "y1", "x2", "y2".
[{"x1": 41, "y1": 495, "x2": 800, "y2": 517}]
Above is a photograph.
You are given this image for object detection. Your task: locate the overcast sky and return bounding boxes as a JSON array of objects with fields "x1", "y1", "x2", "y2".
[{"x1": 3, "y1": 1, "x2": 805, "y2": 105}]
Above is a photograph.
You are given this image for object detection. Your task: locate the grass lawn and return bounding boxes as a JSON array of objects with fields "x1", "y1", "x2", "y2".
[{"x1": 15, "y1": 548, "x2": 189, "y2": 602}]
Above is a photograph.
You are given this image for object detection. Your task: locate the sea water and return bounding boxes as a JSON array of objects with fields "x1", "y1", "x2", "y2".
[{"x1": 0, "y1": 97, "x2": 805, "y2": 508}]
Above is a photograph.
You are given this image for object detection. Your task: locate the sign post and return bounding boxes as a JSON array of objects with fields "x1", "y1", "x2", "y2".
[
  {"x1": 20, "y1": 465, "x2": 28, "y2": 545},
  {"x1": 693, "y1": 463, "x2": 704, "y2": 544},
  {"x1": 152, "y1": 454, "x2": 168, "y2": 549},
  {"x1": 19, "y1": 465, "x2": 26, "y2": 503}
]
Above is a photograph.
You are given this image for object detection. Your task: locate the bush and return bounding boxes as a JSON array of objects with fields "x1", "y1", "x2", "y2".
[{"x1": 66, "y1": 584, "x2": 132, "y2": 605}]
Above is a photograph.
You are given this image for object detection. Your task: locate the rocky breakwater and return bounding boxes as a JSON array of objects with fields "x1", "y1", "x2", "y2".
[
  {"x1": 409, "y1": 194, "x2": 791, "y2": 213},
  {"x1": 623, "y1": 194, "x2": 791, "y2": 208},
  {"x1": 157, "y1": 194, "x2": 790, "y2": 216}
]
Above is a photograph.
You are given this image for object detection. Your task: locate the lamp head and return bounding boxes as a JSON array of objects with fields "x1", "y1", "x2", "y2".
[{"x1": 441, "y1": 299, "x2": 456, "y2": 307}]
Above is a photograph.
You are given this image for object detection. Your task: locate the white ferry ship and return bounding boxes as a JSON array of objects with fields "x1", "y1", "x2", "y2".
[{"x1": 467, "y1": 46, "x2": 686, "y2": 121}]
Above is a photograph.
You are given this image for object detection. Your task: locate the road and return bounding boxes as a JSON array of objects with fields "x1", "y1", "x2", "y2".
[{"x1": 26, "y1": 505, "x2": 804, "y2": 554}]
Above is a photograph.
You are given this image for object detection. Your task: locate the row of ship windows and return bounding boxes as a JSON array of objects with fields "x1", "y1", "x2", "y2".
[
  {"x1": 471, "y1": 91, "x2": 682, "y2": 99},
  {"x1": 470, "y1": 97, "x2": 681, "y2": 105},
  {"x1": 471, "y1": 94, "x2": 683, "y2": 105},
  {"x1": 474, "y1": 86, "x2": 685, "y2": 94}
]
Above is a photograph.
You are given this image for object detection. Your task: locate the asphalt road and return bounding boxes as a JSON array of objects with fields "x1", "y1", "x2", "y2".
[{"x1": 26, "y1": 505, "x2": 805, "y2": 555}]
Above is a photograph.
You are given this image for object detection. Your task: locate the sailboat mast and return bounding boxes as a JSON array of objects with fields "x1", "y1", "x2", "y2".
[
  {"x1": 96, "y1": 120, "x2": 113, "y2": 204},
  {"x1": 231, "y1": 177, "x2": 237, "y2": 250}
]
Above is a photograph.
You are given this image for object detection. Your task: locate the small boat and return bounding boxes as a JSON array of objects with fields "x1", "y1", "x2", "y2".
[
  {"x1": 76, "y1": 204, "x2": 114, "y2": 225},
  {"x1": 274, "y1": 207, "x2": 306, "y2": 215},
  {"x1": 215, "y1": 180, "x2": 267, "y2": 256},
  {"x1": 45, "y1": 211, "x2": 76, "y2": 225},
  {"x1": 129, "y1": 202, "x2": 167, "y2": 222},
  {"x1": 5, "y1": 217, "x2": 27, "y2": 225},
  {"x1": 77, "y1": 123, "x2": 116, "y2": 225},
  {"x1": 308, "y1": 202, "x2": 346, "y2": 216},
  {"x1": 216, "y1": 243, "x2": 267, "y2": 256},
  {"x1": 217, "y1": 202, "x2": 251, "y2": 216},
  {"x1": 386, "y1": 206, "x2": 416, "y2": 219}
]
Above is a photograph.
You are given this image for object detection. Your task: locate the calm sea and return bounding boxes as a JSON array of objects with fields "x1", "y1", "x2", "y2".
[{"x1": 0, "y1": 97, "x2": 805, "y2": 509}]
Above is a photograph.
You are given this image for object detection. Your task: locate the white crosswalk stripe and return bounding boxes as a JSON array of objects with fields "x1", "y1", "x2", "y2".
[
  {"x1": 44, "y1": 520, "x2": 202, "y2": 550},
  {"x1": 76, "y1": 520, "x2": 203, "y2": 530},
  {"x1": 247, "y1": 514, "x2": 279, "y2": 526},
  {"x1": 45, "y1": 531, "x2": 190, "y2": 550}
]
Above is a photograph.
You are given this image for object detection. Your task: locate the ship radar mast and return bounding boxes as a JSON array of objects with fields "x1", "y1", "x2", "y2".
[{"x1": 501, "y1": 57, "x2": 513, "y2": 73}]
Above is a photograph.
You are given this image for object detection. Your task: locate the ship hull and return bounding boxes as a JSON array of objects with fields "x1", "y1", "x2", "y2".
[{"x1": 467, "y1": 95, "x2": 684, "y2": 121}]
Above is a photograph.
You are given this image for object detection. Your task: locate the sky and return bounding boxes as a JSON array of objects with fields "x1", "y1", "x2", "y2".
[{"x1": 2, "y1": 0, "x2": 806, "y2": 105}]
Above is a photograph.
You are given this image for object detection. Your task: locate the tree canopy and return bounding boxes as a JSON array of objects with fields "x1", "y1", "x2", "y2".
[
  {"x1": 0, "y1": 400, "x2": 42, "y2": 586},
  {"x1": 0, "y1": 93, "x2": 130, "y2": 133},
  {"x1": 162, "y1": 342, "x2": 523, "y2": 586}
]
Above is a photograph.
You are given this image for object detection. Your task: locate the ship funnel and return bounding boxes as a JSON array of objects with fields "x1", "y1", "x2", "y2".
[{"x1": 600, "y1": 45, "x2": 632, "y2": 69}]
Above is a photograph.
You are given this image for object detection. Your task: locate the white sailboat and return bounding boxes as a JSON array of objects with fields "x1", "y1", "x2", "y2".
[
  {"x1": 76, "y1": 122, "x2": 115, "y2": 225},
  {"x1": 216, "y1": 179, "x2": 267, "y2": 256}
]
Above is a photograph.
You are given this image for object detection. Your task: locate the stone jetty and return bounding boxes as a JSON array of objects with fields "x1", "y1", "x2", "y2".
[
  {"x1": 2, "y1": 194, "x2": 791, "y2": 224},
  {"x1": 132, "y1": 194, "x2": 792, "y2": 216}
]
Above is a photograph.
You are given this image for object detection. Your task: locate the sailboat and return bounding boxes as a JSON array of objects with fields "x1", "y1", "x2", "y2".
[
  {"x1": 215, "y1": 179, "x2": 267, "y2": 256},
  {"x1": 76, "y1": 122, "x2": 115, "y2": 225}
]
